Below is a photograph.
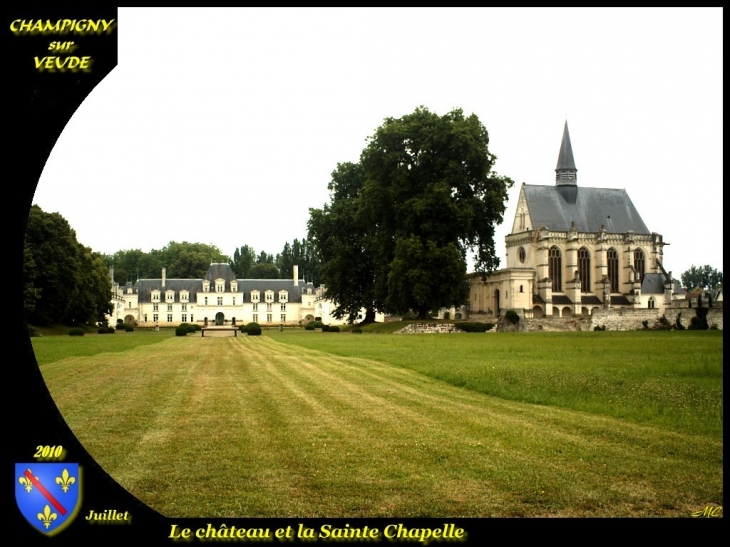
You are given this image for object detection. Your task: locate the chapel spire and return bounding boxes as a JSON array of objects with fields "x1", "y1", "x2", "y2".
[{"x1": 555, "y1": 121, "x2": 577, "y2": 186}]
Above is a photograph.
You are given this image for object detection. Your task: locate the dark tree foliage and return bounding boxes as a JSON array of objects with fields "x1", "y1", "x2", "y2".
[
  {"x1": 247, "y1": 263, "x2": 280, "y2": 279},
  {"x1": 231, "y1": 245, "x2": 257, "y2": 278},
  {"x1": 308, "y1": 162, "x2": 380, "y2": 324},
  {"x1": 681, "y1": 265, "x2": 723, "y2": 291},
  {"x1": 24, "y1": 205, "x2": 112, "y2": 325},
  {"x1": 309, "y1": 106, "x2": 513, "y2": 321}
]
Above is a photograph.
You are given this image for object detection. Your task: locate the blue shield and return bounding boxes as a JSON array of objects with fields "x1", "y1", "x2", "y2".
[{"x1": 15, "y1": 463, "x2": 82, "y2": 535}]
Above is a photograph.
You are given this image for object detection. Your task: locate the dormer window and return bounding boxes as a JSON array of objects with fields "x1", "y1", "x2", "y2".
[
  {"x1": 151, "y1": 290, "x2": 160, "y2": 302},
  {"x1": 165, "y1": 290, "x2": 175, "y2": 302},
  {"x1": 265, "y1": 291, "x2": 274, "y2": 302},
  {"x1": 203, "y1": 281, "x2": 210, "y2": 293},
  {"x1": 126, "y1": 287, "x2": 133, "y2": 294},
  {"x1": 180, "y1": 291, "x2": 189, "y2": 302},
  {"x1": 251, "y1": 291, "x2": 260, "y2": 303},
  {"x1": 279, "y1": 291, "x2": 288, "y2": 303},
  {"x1": 231, "y1": 281, "x2": 237, "y2": 293},
  {"x1": 215, "y1": 279, "x2": 225, "y2": 293}
]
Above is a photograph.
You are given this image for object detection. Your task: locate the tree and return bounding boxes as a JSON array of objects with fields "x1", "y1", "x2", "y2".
[
  {"x1": 231, "y1": 245, "x2": 257, "y2": 278},
  {"x1": 247, "y1": 263, "x2": 280, "y2": 279},
  {"x1": 24, "y1": 205, "x2": 112, "y2": 325},
  {"x1": 309, "y1": 106, "x2": 513, "y2": 320},
  {"x1": 681, "y1": 265, "x2": 723, "y2": 291},
  {"x1": 308, "y1": 162, "x2": 381, "y2": 324}
]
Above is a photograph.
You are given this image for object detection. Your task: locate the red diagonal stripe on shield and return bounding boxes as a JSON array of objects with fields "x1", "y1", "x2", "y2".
[{"x1": 24, "y1": 469, "x2": 67, "y2": 516}]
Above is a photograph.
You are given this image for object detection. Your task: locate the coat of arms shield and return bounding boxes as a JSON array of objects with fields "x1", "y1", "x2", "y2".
[{"x1": 15, "y1": 463, "x2": 82, "y2": 535}]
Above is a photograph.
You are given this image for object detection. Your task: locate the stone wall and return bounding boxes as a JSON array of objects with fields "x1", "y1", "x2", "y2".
[
  {"x1": 589, "y1": 308, "x2": 664, "y2": 331},
  {"x1": 394, "y1": 323, "x2": 463, "y2": 334},
  {"x1": 664, "y1": 307, "x2": 723, "y2": 330},
  {"x1": 524, "y1": 317, "x2": 592, "y2": 332}
]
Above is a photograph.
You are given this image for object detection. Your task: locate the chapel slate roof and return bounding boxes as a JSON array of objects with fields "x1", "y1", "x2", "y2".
[{"x1": 524, "y1": 185, "x2": 650, "y2": 234}]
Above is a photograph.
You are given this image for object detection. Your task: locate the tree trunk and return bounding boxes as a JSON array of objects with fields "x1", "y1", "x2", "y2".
[{"x1": 357, "y1": 308, "x2": 377, "y2": 326}]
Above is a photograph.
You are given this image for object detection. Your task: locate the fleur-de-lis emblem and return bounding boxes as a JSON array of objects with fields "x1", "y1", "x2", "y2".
[
  {"x1": 18, "y1": 476, "x2": 34, "y2": 493},
  {"x1": 55, "y1": 469, "x2": 76, "y2": 493},
  {"x1": 37, "y1": 505, "x2": 57, "y2": 529}
]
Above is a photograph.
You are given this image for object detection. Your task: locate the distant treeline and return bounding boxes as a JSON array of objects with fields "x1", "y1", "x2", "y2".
[{"x1": 102, "y1": 239, "x2": 320, "y2": 286}]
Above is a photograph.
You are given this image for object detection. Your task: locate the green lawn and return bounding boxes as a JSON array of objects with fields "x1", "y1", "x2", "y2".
[{"x1": 33, "y1": 330, "x2": 723, "y2": 517}]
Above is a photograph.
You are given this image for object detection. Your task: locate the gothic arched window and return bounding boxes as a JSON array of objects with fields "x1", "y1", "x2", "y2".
[
  {"x1": 634, "y1": 248, "x2": 645, "y2": 282},
  {"x1": 607, "y1": 248, "x2": 619, "y2": 293},
  {"x1": 578, "y1": 247, "x2": 591, "y2": 292},
  {"x1": 549, "y1": 246, "x2": 562, "y2": 292}
]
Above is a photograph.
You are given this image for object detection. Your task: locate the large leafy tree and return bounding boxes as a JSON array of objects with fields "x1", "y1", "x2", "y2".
[
  {"x1": 309, "y1": 162, "x2": 381, "y2": 324},
  {"x1": 681, "y1": 265, "x2": 723, "y2": 291},
  {"x1": 310, "y1": 107, "x2": 513, "y2": 321},
  {"x1": 24, "y1": 205, "x2": 112, "y2": 325}
]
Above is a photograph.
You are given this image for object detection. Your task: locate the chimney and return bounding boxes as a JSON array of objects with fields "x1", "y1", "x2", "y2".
[
  {"x1": 162, "y1": 267, "x2": 166, "y2": 288},
  {"x1": 293, "y1": 265, "x2": 299, "y2": 286}
]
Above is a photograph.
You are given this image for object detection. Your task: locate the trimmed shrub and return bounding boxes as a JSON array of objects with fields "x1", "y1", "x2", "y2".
[
  {"x1": 69, "y1": 327, "x2": 85, "y2": 336},
  {"x1": 505, "y1": 310, "x2": 520, "y2": 325},
  {"x1": 239, "y1": 325, "x2": 247, "y2": 333},
  {"x1": 352, "y1": 327, "x2": 363, "y2": 334},
  {"x1": 322, "y1": 324, "x2": 330, "y2": 332},
  {"x1": 308, "y1": 320, "x2": 324, "y2": 329},
  {"x1": 179, "y1": 323, "x2": 189, "y2": 330},
  {"x1": 192, "y1": 324, "x2": 202, "y2": 331},
  {"x1": 116, "y1": 319, "x2": 124, "y2": 325},
  {"x1": 186, "y1": 325, "x2": 196, "y2": 333},
  {"x1": 97, "y1": 327, "x2": 107, "y2": 334},
  {"x1": 247, "y1": 324, "x2": 262, "y2": 336},
  {"x1": 454, "y1": 322, "x2": 495, "y2": 333},
  {"x1": 175, "y1": 326, "x2": 188, "y2": 336},
  {"x1": 125, "y1": 325, "x2": 134, "y2": 332},
  {"x1": 305, "y1": 324, "x2": 315, "y2": 331},
  {"x1": 329, "y1": 325, "x2": 340, "y2": 332}
]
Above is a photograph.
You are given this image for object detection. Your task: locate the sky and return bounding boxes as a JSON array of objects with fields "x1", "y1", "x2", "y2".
[{"x1": 32, "y1": 7, "x2": 723, "y2": 279}]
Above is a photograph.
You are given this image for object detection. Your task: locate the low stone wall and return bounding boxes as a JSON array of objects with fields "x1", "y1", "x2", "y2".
[
  {"x1": 524, "y1": 317, "x2": 592, "y2": 332},
  {"x1": 589, "y1": 308, "x2": 664, "y2": 331},
  {"x1": 664, "y1": 307, "x2": 723, "y2": 330},
  {"x1": 394, "y1": 323, "x2": 463, "y2": 334}
]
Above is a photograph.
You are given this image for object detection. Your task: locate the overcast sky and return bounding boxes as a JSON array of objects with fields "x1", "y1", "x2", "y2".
[{"x1": 32, "y1": 7, "x2": 723, "y2": 278}]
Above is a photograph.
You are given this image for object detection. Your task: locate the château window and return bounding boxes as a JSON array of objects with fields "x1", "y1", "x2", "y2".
[
  {"x1": 281, "y1": 303, "x2": 286, "y2": 312},
  {"x1": 578, "y1": 247, "x2": 591, "y2": 292},
  {"x1": 253, "y1": 303, "x2": 258, "y2": 312},
  {"x1": 265, "y1": 291, "x2": 274, "y2": 302},
  {"x1": 232, "y1": 297, "x2": 236, "y2": 306},
  {"x1": 167, "y1": 314, "x2": 172, "y2": 322},
  {"x1": 634, "y1": 249, "x2": 645, "y2": 282},
  {"x1": 182, "y1": 304, "x2": 187, "y2": 312},
  {"x1": 281, "y1": 314, "x2": 286, "y2": 323},
  {"x1": 231, "y1": 282, "x2": 237, "y2": 293},
  {"x1": 251, "y1": 291, "x2": 260, "y2": 303},
  {"x1": 266, "y1": 313, "x2": 272, "y2": 323},
  {"x1": 180, "y1": 291, "x2": 189, "y2": 302},
  {"x1": 217, "y1": 297, "x2": 223, "y2": 306},
  {"x1": 144, "y1": 314, "x2": 147, "y2": 322},
  {"x1": 518, "y1": 247, "x2": 526, "y2": 264},
  {"x1": 203, "y1": 281, "x2": 210, "y2": 293},
  {"x1": 253, "y1": 313, "x2": 258, "y2": 323},
  {"x1": 279, "y1": 291, "x2": 288, "y2": 303},
  {"x1": 166, "y1": 291, "x2": 175, "y2": 302},
  {"x1": 167, "y1": 304, "x2": 172, "y2": 312},
  {"x1": 204, "y1": 297, "x2": 208, "y2": 305},
  {"x1": 215, "y1": 280, "x2": 225, "y2": 293},
  {"x1": 153, "y1": 314, "x2": 158, "y2": 322},
  {"x1": 153, "y1": 303, "x2": 159, "y2": 312},
  {"x1": 151, "y1": 291, "x2": 160, "y2": 302},
  {"x1": 648, "y1": 297, "x2": 655, "y2": 309},
  {"x1": 182, "y1": 314, "x2": 187, "y2": 323},
  {"x1": 549, "y1": 246, "x2": 562, "y2": 292},
  {"x1": 607, "y1": 248, "x2": 619, "y2": 293},
  {"x1": 267, "y1": 303, "x2": 272, "y2": 312}
]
